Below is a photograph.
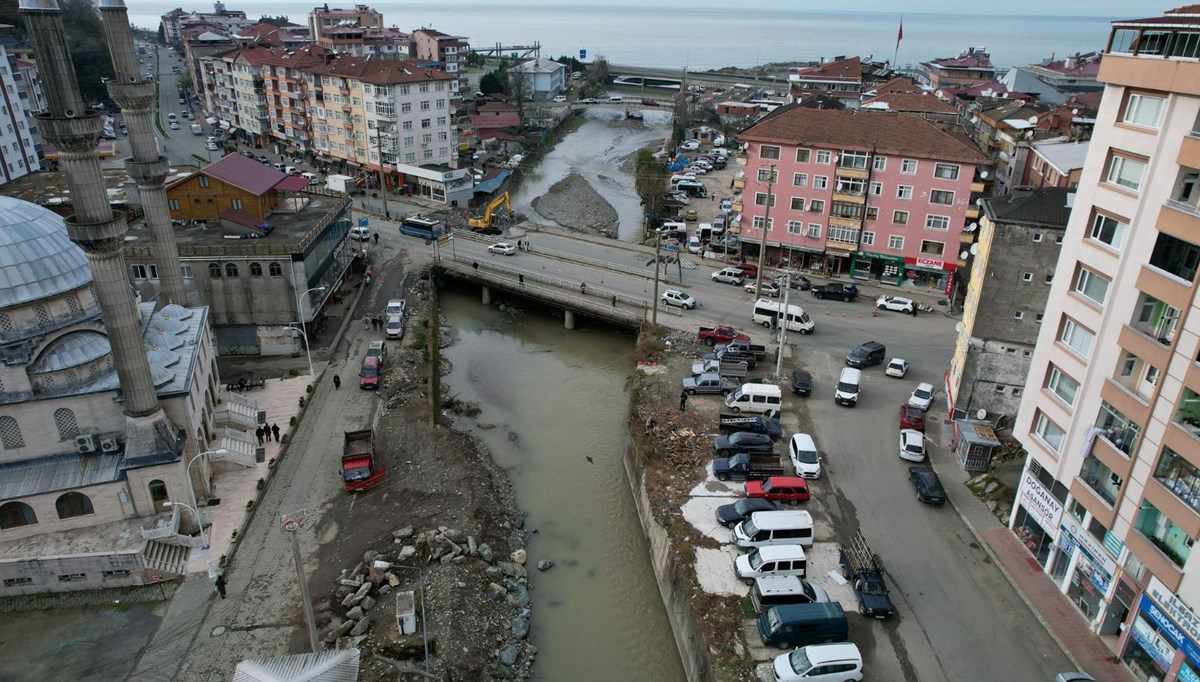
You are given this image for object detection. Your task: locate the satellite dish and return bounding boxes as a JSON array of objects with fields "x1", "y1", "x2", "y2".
[
  {"x1": 960, "y1": 250, "x2": 970, "y2": 260},
  {"x1": 965, "y1": 222, "x2": 978, "y2": 232},
  {"x1": 977, "y1": 408, "x2": 988, "y2": 420},
  {"x1": 970, "y1": 243, "x2": 979, "y2": 255},
  {"x1": 980, "y1": 170, "x2": 989, "y2": 179},
  {"x1": 976, "y1": 197, "x2": 984, "y2": 206},
  {"x1": 1071, "y1": 108, "x2": 1079, "y2": 115},
  {"x1": 955, "y1": 322, "x2": 964, "y2": 333}
]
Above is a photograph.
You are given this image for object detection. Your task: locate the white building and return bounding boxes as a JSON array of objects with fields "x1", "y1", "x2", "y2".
[
  {"x1": 0, "y1": 46, "x2": 40, "y2": 184},
  {"x1": 510, "y1": 58, "x2": 566, "y2": 101}
]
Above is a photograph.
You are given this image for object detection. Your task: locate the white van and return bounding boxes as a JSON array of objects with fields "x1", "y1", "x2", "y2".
[
  {"x1": 301, "y1": 172, "x2": 319, "y2": 185},
  {"x1": 834, "y1": 367, "x2": 862, "y2": 407},
  {"x1": 725, "y1": 383, "x2": 782, "y2": 414},
  {"x1": 733, "y1": 510, "x2": 814, "y2": 550},
  {"x1": 752, "y1": 299, "x2": 815, "y2": 335},
  {"x1": 606, "y1": 95, "x2": 623, "y2": 103},
  {"x1": 736, "y1": 545, "x2": 809, "y2": 583},
  {"x1": 789, "y1": 433, "x2": 821, "y2": 479}
]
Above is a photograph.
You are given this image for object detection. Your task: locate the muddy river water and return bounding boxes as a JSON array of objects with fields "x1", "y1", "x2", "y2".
[{"x1": 441, "y1": 286, "x2": 685, "y2": 681}]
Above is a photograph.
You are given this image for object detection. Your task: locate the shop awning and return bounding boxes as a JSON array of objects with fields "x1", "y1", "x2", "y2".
[
  {"x1": 473, "y1": 170, "x2": 509, "y2": 194},
  {"x1": 205, "y1": 117, "x2": 217, "y2": 125}
]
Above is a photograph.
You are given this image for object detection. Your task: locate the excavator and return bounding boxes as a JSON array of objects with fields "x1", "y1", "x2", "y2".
[{"x1": 467, "y1": 192, "x2": 511, "y2": 234}]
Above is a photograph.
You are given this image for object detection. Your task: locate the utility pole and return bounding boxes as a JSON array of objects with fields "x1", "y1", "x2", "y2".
[
  {"x1": 375, "y1": 123, "x2": 390, "y2": 219},
  {"x1": 776, "y1": 274, "x2": 790, "y2": 378},
  {"x1": 753, "y1": 163, "x2": 776, "y2": 300},
  {"x1": 281, "y1": 513, "x2": 319, "y2": 652},
  {"x1": 651, "y1": 230, "x2": 662, "y2": 326}
]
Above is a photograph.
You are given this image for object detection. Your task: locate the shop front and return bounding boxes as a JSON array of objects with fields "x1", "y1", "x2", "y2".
[
  {"x1": 1122, "y1": 592, "x2": 1200, "y2": 682},
  {"x1": 903, "y1": 256, "x2": 956, "y2": 293},
  {"x1": 850, "y1": 251, "x2": 905, "y2": 286},
  {"x1": 775, "y1": 243, "x2": 825, "y2": 272},
  {"x1": 1011, "y1": 468, "x2": 1064, "y2": 569},
  {"x1": 1058, "y1": 514, "x2": 1118, "y2": 625},
  {"x1": 823, "y1": 242, "x2": 856, "y2": 277}
]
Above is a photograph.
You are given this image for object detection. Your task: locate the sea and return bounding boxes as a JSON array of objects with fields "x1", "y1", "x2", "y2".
[{"x1": 125, "y1": 0, "x2": 1157, "y2": 72}]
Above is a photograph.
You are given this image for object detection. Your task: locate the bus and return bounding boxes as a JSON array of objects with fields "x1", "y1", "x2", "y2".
[
  {"x1": 752, "y1": 299, "x2": 815, "y2": 335},
  {"x1": 398, "y1": 216, "x2": 442, "y2": 239}
]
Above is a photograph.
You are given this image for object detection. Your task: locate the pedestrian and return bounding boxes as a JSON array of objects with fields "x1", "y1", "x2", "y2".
[
  {"x1": 711, "y1": 194, "x2": 715, "y2": 202},
  {"x1": 580, "y1": 282, "x2": 587, "y2": 295},
  {"x1": 911, "y1": 306, "x2": 918, "y2": 318},
  {"x1": 255, "y1": 425, "x2": 264, "y2": 445},
  {"x1": 363, "y1": 315, "x2": 370, "y2": 330},
  {"x1": 214, "y1": 573, "x2": 227, "y2": 599},
  {"x1": 333, "y1": 374, "x2": 341, "y2": 390},
  {"x1": 612, "y1": 294, "x2": 618, "y2": 307},
  {"x1": 373, "y1": 232, "x2": 379, "y2": 245},
  {"x1": 518, "y1": 274, "x2": 524, "y2": 285},
  {"x1": 271, "y1": 423, "x2": 281, "y2": 442},
  {"x1": 679, "y1": 390, "x2": 688, "y2": 411}
]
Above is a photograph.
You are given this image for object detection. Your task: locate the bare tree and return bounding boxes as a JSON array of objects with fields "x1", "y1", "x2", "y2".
[{"x1": 635, "y1": 148, "x2": 669, "y2": 228}]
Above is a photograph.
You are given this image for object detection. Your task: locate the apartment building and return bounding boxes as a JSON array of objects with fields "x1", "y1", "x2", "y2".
[
  {"x1": 918, "y1": 47, "x2": 997, "y2": 92},
  {"x1": 1009, "y1": 7, "x2": 1200, "y2": 681},
  {"x1": 0, "y1": 46, "x2": 40, "y2": 184},
  {"x1": 788, "y1": 57, "x2": 863, "y2": 110},
  {"x1": 316, "y1": 26, "x2": 409, "y2": 59},
  {"x1": 1023, "y1": 138, "x2": 1091, "y2": 189},
  {"x1": 738, "y1": 107, "x2": 987, "y2": 292},
  {"x1": 308, "y1": 4, "x2": 383, "y2": 42},
  {"x1": 409, "y1": 29, "x2": 467, "y2": 98}
]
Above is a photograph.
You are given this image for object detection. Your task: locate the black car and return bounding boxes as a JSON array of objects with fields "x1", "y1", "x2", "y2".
[
  {"x1": 714, "y1": 498, "x2": 786, "y2": 527},
  {"x1": 712, "y1": 431, "x2": 776, "y2": 456},
  {"x1": 909, "y1": 466, "x2": 947, "y2": 505},
  {"x1": 791, "y1": 370, "x2": 812, "y2": 396}
]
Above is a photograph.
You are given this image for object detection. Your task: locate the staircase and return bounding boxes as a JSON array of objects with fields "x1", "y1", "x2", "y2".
[
  {"x1": 215, "y1": 391, "x2": 258, "y2": 432},
  {"x1": 142, "y1": 539, "x2": 191, "y2": 577},
  {"x1": 213, "y1": 427, "x2": 259, "y2": 467}
]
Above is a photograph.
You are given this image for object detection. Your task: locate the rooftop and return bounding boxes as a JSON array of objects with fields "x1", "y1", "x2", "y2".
[
  {"x1": 924, "y1": 47, "x2": 996, "y2": 72},
  {"x1": 311, "y1": 57, "x2": 452, "y2": 85},
  {"x1": 983, "y1": 187, "x2": 1074, "y2": 228},
  {"x1": 740, "y1": 107, "x2": 988, "y2": 164},
  {"x1": 1114, "y1": 4, "x2": 1200, "y2": 28},
  {"x1": 861, "y1": 92, "x2": 958, "y2": 114},
  {"x1": 1031, "y1": 138, "x2": 1091, "y2": 173},
  {"x1": 792, "y1": 56, "x2": 862, "y2": 83},
  {"x1": 0, "y1": 197, "x2": 93, "y2": 310},
  {"x1": 129, "y1": 192, "x2": 349, "y2": 252},
  {"x1": 197, "y1": 153, "x2": 287, "y2": 196}
]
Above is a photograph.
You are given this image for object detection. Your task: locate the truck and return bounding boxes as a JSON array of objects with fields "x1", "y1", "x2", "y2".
[
  {"x1": 703, "y1": 347, "x2": 758, "y2": 369},
  {"x1": 325, "y1": 174, "x2": 359, "y2": 195},
  {"x1": 839, "y1": 530, "x2": 895, "y2": 619},
  {"x1": 717, "y1": 413, "x2": 782, "y2": 439},
  {"x1": 811, "y1": 282, "x2": 859, "y2": 302},
  {"x1": 682, "y1": 373, "x2": 739, "y2": 396},
  {"x1": 342, "y1": 429, "x2": 386, "y2": 492},
  {"x1": 713, "y1": 453, "x2": 785, "y2": 482},
  {"x1": 697, "y1": 325, "x2": 749, "y2": 346},
  {"x1": 716, "y1": 340, "x2": 768, "y2": 360},
  {"x1": 691, "y1": 358, "x2": 748, "y2": 379}
]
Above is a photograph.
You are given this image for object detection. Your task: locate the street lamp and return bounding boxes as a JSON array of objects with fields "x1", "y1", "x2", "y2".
[
  {"x1": 295, "y1": 286, "x2": 327, "y2": 377},
  {"x1": 164, "y1": 500, "x2": 215, "y2": 580}
]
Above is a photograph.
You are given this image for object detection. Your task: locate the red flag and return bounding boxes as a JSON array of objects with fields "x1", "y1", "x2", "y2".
[{"x1": 897, "y1": 17, "x2": 904, "y2": 45}]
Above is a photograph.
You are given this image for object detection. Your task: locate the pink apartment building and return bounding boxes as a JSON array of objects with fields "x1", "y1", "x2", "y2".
[{"x1": 739, "y1": 107, "x2": 988, "y2": 291}]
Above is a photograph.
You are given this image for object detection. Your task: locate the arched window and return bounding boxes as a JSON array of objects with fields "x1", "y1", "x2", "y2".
[
  {"x1": 148, "y1": 480, "x2": 169, "y2": 513},
  {"x1": 249, "y1": 262, "x2": 263, "y2": 277},
  {"x1": 55, "y1": 492, "x2": 94, "y2": 519},
  {"x1": 0, "y1": 416, "x2": 24, "y2": 449},
  {"x1": 208, "y1": 263, "x2": 222, "y2": 278},
  {"x1": 0, "y1": 501, "x2": 36, "y2": 529},
  {"x1": 225, "y1": 263, "x2": 239, "y2": 278},
  {"x1": 53, "y1": 408, "x2": 79, "y2": 441},
  {"x1": 269, "y1": 262, "x2": 283, "y2": 276}
]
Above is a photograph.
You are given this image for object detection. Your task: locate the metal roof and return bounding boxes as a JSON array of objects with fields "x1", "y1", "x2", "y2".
[
  {"x1": 0, "y1": 196, "x2": 92, "y2": 310},
  {"x1": 955, "y1": 419, "x2": 1002, "y2": 447},
  {"x1": 0, "y1": 451, "x2": 124, "y2": 501},
  {"x1": 233, "y1": 649, "x2": 360, "y2": 682},
  {"x1": 201, "y1": 154, "x2": 287, "y2": 196}
]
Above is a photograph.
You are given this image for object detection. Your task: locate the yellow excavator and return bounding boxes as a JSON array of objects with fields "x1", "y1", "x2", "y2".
[{"x1": 467, "y1": 192, "x2": 512, "y2": 233}]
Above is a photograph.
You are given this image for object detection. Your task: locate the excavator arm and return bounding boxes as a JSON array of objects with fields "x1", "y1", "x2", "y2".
[{"x1": 468, "y1": 192, "x2": 512, "y2": 230}]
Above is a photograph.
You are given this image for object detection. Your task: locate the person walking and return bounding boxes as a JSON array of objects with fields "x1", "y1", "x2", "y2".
[
  {"x1": 271, "y1": 423, "x2": 281, "y2": 442},
  {"x1": 333, "y1": 374, "x2": 341, "y2": 390},
  {"x1": 372, "y1": 232, "x2": 379, "y2": 245},
  {"x1": 679, "y1": 390, "x2": 688, "y2": 411},
  {"x1": 255, "y1": 425, "x2": 264, "y2": 445},
  {"x1": 214, "y1": 573, "x2": 227, "y2": 599},
  {"x1": 580, "y1": 282, "x2": 587, "y2": 296},
  {"x1": 362, "y1": 315, "x2": 370, "y2": 331}
]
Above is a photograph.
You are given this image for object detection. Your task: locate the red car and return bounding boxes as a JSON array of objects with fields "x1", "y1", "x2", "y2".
[
  {"x1": 900, "y1": 404, "x2": 926, "y2": 431},
  {"x1": 745, "y1": 476, "x2": 811, "y2": 504}
]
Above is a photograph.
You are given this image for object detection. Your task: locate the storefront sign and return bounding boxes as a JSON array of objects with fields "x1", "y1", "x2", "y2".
[
  {"x1": 1059, "y1": 515, "x2": 1117, "y2": 581},
  {"x1": 1019, "y1": 470, "x2": 1064, "y2": 531},
  {"x1": 1181, "y1": 663, "x2": 1200, "y2": 682},
  {"x1": 1132, "y1": 612, "x2": 1177, "y2": 671},
  {"x1": 1142, "y1": 595, "x2": 1200, "y2": 667},
  {"x1": 945, "y1": 270, "x2": 955, "y2": 297},
  {"x1": 916, "y1": 256, "x2": 944, "y2": 268},
  {"x1": 856, "y1": 251, "x2": 905, "y2": 263},
  {"x1": 1147, "y1": 577, "x2": 1200, "y2": 663}
]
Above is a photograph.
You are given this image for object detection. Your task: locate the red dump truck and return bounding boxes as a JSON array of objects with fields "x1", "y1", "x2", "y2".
[{"x1": 343, "y1": 429, "x2": 385, "y2": 492}]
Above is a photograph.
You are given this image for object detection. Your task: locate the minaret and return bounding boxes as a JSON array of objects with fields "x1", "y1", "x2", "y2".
[
  {"x1": 97, "y1": 0, "x2": 188, "y2": 306},
  {"x1": 20, "y1": 0, "x2": 179, "y2": 459}
]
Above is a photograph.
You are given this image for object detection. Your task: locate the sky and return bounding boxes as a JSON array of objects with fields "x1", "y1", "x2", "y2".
[{"x1": 526, "y1": 0, "x2": 1181, "y2": 17}]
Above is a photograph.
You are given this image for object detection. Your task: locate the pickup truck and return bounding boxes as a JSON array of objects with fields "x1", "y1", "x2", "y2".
[
  {"x1": 716, "y1": 340, "x2": 768, "y2": 360},
  {"x1": 682, "y1": 373, "x2": 739, "y2": 395},
  {"x1": 811, "y1": 282, "x2": 859, "y2": 302},
  {"x1": 840, "y1": 530, "x2": 895, "y2": 619},
  {"x1": 717, "y1": 414, "x2": 782, "y2": 439},
  {"x1": 703, "y1": 347, "x2": 758, "y2": 369},
  {"x1": 691, "y1": 359, "x2": 748, "y2": 379},
  {"x1": 697, "y1": 325, "x2": 750, "y2": 346},
  {"x1": 712, "y1": 431, "x2": 776, "y2": 456},
  {"x1": 713, "y1": 453, "x2": 785, "y2": 482}
]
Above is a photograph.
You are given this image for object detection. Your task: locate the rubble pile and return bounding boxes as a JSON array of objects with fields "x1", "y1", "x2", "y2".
[{"x1": 530, "y1": 173, "x2": 619, "y2": 237}]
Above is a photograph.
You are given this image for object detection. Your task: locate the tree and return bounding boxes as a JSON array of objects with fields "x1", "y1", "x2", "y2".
[
  {"x1": 479, "y1": 71, "x2": 504, "y2": 95},
  {"x1": 590, "y1": 56, "x2": 609, "y2": 84},
  {"x1": 553, "y1": 55, "x2": 584, "y2": 73},
  {"x1": 634, "y1": 148, "x2": 669, "y2": 228},
  {"x1": 177, "y1": 73, "x2": 194, "y2": 94},
  {"x1": 257, "y1": 15, "x2": 292, "y2": 26}
]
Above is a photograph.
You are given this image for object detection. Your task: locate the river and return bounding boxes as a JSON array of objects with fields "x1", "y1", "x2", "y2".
[{"x1": 440, "y1": 285, "x2": 686, "y2": 681}]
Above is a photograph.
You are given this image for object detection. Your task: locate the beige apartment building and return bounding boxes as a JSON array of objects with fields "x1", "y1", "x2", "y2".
[{"x1": 1009, "y1": 7, "x2": 1200, "y2": 682}]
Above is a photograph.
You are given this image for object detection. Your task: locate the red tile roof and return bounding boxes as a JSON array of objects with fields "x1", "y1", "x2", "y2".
[
  {"x1": 740, "y1": 107, "x2": 987, "y2": 163},
  {"x1": 794, "y1": 57, "x2": 862, "y2": 82},
  {"x1": 862, "y1": 92, "x2": 958, "y2": 114},
  {"x1": 310, "y1": 58, "x2": 452, "y2": 85},
  {"x1": 202, "y1": 154, "x2": 286, "y2": 196},
  {"x1": 870, "y1": 77, "x2": 922, "y2": 95},
  {"x1": 274, "y1": 175, "x2": 311, "y2": 192}
]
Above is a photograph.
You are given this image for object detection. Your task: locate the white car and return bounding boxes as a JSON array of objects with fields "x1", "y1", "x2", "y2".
[
  {"x1": 876, "y1": 295, "x2": 916, "y2": 314},
  {"x1": 746, "y1": 282, "x2": 780, "y2": 297},
  {"x1": 773, "y1": 643, "x2": 864, "y2": 682},
  {"x1": 168, "y1": 121, "x2": 179, "y2": 130},
  {"x1": 552, "y1": 95, "x2": 567, "y2": 103},
  {"x1": 488, "y1": 242, "x2": 518, "y2": 256},
  {"x1": 909, "y1": 382, "x2": 935, "y2": 411},
  {"x1": 205, "y1": 142, "x2": 219, "y2": 151},
  {"x1": 899, "y1": 429, "x2": 926, "y2": 462},
  {"x1": 661, "y1": 288, "x2": 696, "y2": 309},
  {"x1": 712, "y1": 268, "x2": 745, "y2": 285},
  {"x1": 680, "y1": 139, "x2": 700, "y2": 151},
  {"x1": 685, "y1": 165, "x2": 709, "y2": 175},
  {"x1": 789, "y1": 433, "x2": 822, "y2": 479},
  {"x1": 687, "y1": 236, "x2": 701, "y2": 254},
  {"x1": 885, "y1": 358, "x2": 909, "y2": 378}
]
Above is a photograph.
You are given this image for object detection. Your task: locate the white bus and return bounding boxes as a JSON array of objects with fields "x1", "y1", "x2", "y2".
[{"x1": 752, "y1": 298, "x2": 815, "y2": 334}]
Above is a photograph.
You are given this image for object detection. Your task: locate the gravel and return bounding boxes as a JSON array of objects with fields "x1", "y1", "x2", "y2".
[{"x1": 530, "y1": 172, "x2": 619, "y2": 238}]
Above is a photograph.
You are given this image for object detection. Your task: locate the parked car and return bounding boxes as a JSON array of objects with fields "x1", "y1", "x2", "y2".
[
  {"x1": 683, "y1": 373, "x2": 739, "y2": 396},
  {"x1": 488, "y1": 242, "x2": 518, "y2": 256},
  {"x1": 899, "y1": 429, "x2": 926, "y2": 462},
  {"x1": 661, "y1": 288, "x2": 696, "y2": 309},
  {"x1": 876, "y1": 295, "x2": 916, "y2": 314},
  {"x1": 746, "y1": 282, "x2": 781, "y2": 297},
  {"x1": 681, "y1": 139, "x2": 700, "y2": 151},
  {"x1": 715, "y1": 498, "x2": 786, "y2": 527},
  {"x1": 885, "y1": 358, "x2": 909, "y2": 378},
  {"x1": 685, "y1": 209, "x2": 698, "y2": 221},
  {"x1": 168, "y1": 121, "x2": 179, "y2": 129},
  {"x1": 366, "y1": 340, "x2": 387, "y2": 365},
  {"x1": 908, "y1": 382, "x2": 935, "y2": 411},
  {"x1": 746, "y1": 476, "x2": 811, "y2": 504},
  {"x1": 385, "y1": 298, "x2": 406, "y2": 318},
  {"x1": 385, "y1": 314, "x2": 404, "y2": 339},
  {"x1": 899, "y1": 404, "x2": 926, "y2": 431},
  {"x1": 712, "y1": 267, "x2": 746, "y2": 285},
  {"x1": 790, "y1": 370, "x2": 812, "y2": 396},
  {"x1": 788, "y1": 433, "x2": 822, "y2": 479},
  {"x1": 713, "y1": 431, "x2": 776, "y2": 456},
  {"x1": 775, "y1": 274, "x2": 811, "y2": 290},
  {"x1": 772, "y1": 643, "x2": 864, "y2": 682},
  {"x1": 687, "y1": 236, "x2": 702, "y2": 254},
  {"x1": 349, "y1": 226, "x2": 371, "y2": 241},
  {"x1": 205, "y1": 142, "x2": 219, "y2": 151},
  {"x1": 358, "y1": 356, "x2": 381, "y2": 390},
  {"x1": 846, "y1": 341, "x2": 886, "y2": 368},
  {"x1": 552, "y1": 95, "x2": 567, "y2": 103},
  {"x1": 735, "y1": 263, "x2": 759, "y2": 279},
  {"x1": 909, "y1": 466, "x2": 947, "y2": 505}
]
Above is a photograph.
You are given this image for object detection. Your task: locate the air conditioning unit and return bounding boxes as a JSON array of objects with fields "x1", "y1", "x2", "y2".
[
  {"x1": 99, "y1": 436, "x2": 121, "y2": 453},
  {"x1": 75, "y1": 434, "x2": 96, "y2": 453}
]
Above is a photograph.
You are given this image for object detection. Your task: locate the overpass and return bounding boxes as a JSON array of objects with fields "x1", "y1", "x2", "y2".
[{"x1": 608, "y1": 64, "x2": 790, "y2": 90}]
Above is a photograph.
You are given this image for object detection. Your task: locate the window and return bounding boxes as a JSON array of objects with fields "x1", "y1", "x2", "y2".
[
  {"x1": 225, "y1": 263, "x2": 238, "y2": 278},
  {"x1": 1106, "y1": 154, "x2": 1147, "y2": 191},
  {"x1": 3, "y1": 577, "x2": 32, "y2": 587},
  {"x1": 1036, "y1": 313, "x2": 1044, "y2": 323},
  {"x1": 792, "y1": 173, "x2": 808, "y2": 187},
  {"x1": 1034, "y1": 412, "x2": 1066, "y2": 453},
  {"x1": 790, "y1": 197, "x2": 805, "y2": 211},
  {"x1": 925, "y1": 215, "x2": 950, "y2": 230},
  {"x1": 1090, "y1": 213, "x2": 1131, "y2": 250},
  {"x1": 208, "y1": 263, "x2": 221, "y2": 279},
  {"x1": 1033, "y1": 233, "x2": 1043, "y2": 242},
  {"x1": 1073, "y1": 266, "x2": 1111, "y2": 305},
  {"x1": 131, "y1": 264, "x2": 148, "y2": 279},
  {"x1": 897, "y1": 185, "x2": 913, "y2": 200},
  {"x1": 831, "y1": 202, "x2": 863, "y2": 219},
  {"x1": 839, "y1": 150, "x2": 869, "y2": 169},
  {"x1": 861, "y1": 231, "x2": 875, "y2": 246},
  {"x1": 869, "y1": 181, "x2": 882, "y2": 196},
  {"x1": 55, "y1": 492, "x2": 94, "y2": 519},
  {"x1": 231, "y1": 198, "x2": 243, "y2": 210},
  {"x1": 168, "y1": 199, "x2": 180, "y2": 211},
  {"x1": 929, "y1": 189, "x2": 955, "y2": 205},
  {"x1": 787, "y1": 220, "x2": 803, "y2": 235},
  {"x1": 754, "y1": 192, "x2": 775, "y2": 207},
  {"x1": 873, "y1": 156, "x2": 887, "y2": 171},
  {"x1": 198, "y1": 176, "x2": 209, "y2": 188},
  {"x1": 249, "y1": 262, "x2": 263, "y2": 277},
  {"x1": 920, "y1": 240, "x2": 944, "y2": 256},
  {"x1": 836, "y1": 177, "x2": 865, "y2": 194},
  {"x1": 1046, "y1": 366, "x2": 1080, "y2": 406},
  {"x1": 1022, "y1": 272, "x2": 1033, "y2": 282},
  {"x1": 813, "y1": 176, "x2": 828, "y2": 190},
  {"x1": 53, "y1": 408, "x2": 79, "y2": 441},
  {"x1": 0, "y1": 501, "x2": 35, "y2": 529},
  {"x1": 1059, "y1": 317, "x2": 1095, "y2": 358},
  {"x1": 1014, "y1": 311, "x2": 1024, "y2": 320},
  {"x1": 1149, "y1": 232, "x2": 1200, "y2": 281},
  {"x1": 795, "y1": 148, "x2": 810, "y2": 163},
  {"x1": 807, "y1": 223, "x2": 822, "y2": 238},
  {"x1": 934, "y1": 163, "x2": 960, "y2": 179},
  {"x1": 760, "y1": 145, "x2": 780, "y2": 160},
  {"x1": 103, "y1": 569, "x2": 130, "y2": 578},
  {"x1": 1122, "y1": 93, "x2": 1166, "y2": 129},
  {"x1": 751, "y1": 216, "x2": 774, "y2": 230},
  {"x1": 180, "y1": 265, "x2": 192, "y2": 279},
  {"x1": 816, "y1": 150, "x2": 831, "y2": 164},
  {"x1": 893, "y1": 210, "x2": 909, "y2": 225},
  {"x1": 757, "y1": 168, "x2": 779, "y2": 183},
  {"x1": 1045, "y1": 274, "x2": 1054, "y2": 284},
  {"x1": 826, "y1": 225, "x2": 859, "y2": 244},
  {"x1": 809, "y1": 199, "x2": 825, "y2": 213},
  {"x1": 866, "y1": 207, "x2": 879, "y2": 221},
  {"x1": 888, "y1": 235, "x2": 904, "y2": 250},
  {"x1": 0, "y1": 416, "x2": 24, "y2": 448},
  {"x1": 901, "y1": 159, "x2": 918, "y2": 174}
]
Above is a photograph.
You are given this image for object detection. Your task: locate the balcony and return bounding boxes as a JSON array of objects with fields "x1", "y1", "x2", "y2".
[
  {"x1": 1094, "y1": 400, "x2": 1141, "y2": 457},
  {"x1": 1148, "y1": 231, "x2": 1200, "y2": 283},
  {"x1": 1174, "y1": 390, "x2": 1200, "y2": 442},
  {"x1": 1180, "y1": 132, "x2": 1200, "y2": 171},
  {"x1": 965, "y1": 206, "x2": 980, "y2": 219},
  {"x1": 970, "y1": 181, "x2": 986, "y2": 193},
  {"x1": 834, "y1": 166, "x2": 869, "y2": 180},
  {"x1": 1079, "y1": 453, "x2": 1122, "y2": 507},
  {"x1": 1129, "y1": 292, "x2": 1181, "y2": 346},
  {"x1": 1154, "y1": 445, "x2": 1200, "y2": 518},
  {"x1": 1133, "y1": 502, "x2": 1192, "y2": 569},
  {"x1": 1125, "y1": 530, "x2": 1184, "y2": 591},
  {"x1": 1113, "y1": 350, "x2": 1159, "y2": 404}
]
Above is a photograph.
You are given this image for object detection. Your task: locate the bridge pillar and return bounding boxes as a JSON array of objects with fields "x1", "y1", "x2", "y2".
[
  {"x1": 481, "y1": 286, "x2": 492, "y2": 305},
  {"x1": 564, "y1": 309, "x2": 576, "y2": 330}
]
